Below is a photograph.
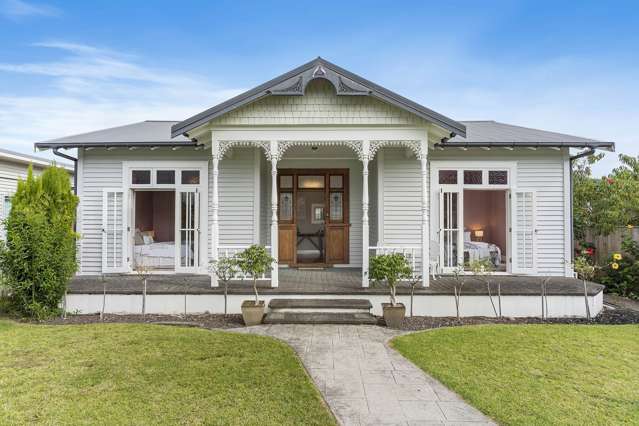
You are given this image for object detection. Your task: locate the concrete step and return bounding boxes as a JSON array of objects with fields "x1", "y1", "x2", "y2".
[
  {"x1": 269, "y1": 298, "x2": 372, "y2": 311},
  {"x1": 264, "y1": 311, "x2": 378, "y2": 325}
]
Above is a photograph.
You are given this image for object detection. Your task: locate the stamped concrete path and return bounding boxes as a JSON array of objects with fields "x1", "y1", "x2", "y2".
[{"x1": 237, "y1": 325, "x2": 495, "y2": 426}]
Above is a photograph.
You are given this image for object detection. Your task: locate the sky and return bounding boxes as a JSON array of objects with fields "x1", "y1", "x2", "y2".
[{"x1": 0, "y1": 0, "x2": 637, "y2": 176}]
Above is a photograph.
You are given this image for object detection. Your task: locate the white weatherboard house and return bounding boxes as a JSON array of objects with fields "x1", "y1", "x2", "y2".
[{"x1": 36, "y1": 58, "x2": 613, "y2": 319}]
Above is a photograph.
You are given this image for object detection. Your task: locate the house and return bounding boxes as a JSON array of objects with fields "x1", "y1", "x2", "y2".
[
  {"x1": 35, "y1": 58, "x2": 612, "y2": 318},
  {"x1": 0, "y1": 147, "x2": 74, "y2": 240}
]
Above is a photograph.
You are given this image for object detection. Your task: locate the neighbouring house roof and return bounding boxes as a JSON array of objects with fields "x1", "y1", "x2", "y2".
[
  {"x1": 170, "y1": 57, "x2": 467, "y2": 138},
  {"x1": 440, "y1": 121, "x2": 615, "y2": 151},
  {"x1": 34, "y1": 121, "x2": 195, "y2": 150},
  {"x1": 0, "y1": 147, "x2": 73, "y2": 170}
]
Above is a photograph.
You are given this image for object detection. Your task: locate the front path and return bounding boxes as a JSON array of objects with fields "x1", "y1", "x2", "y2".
[{"x1": 237, "y1": 325, "x2": 495, "y2": 426}]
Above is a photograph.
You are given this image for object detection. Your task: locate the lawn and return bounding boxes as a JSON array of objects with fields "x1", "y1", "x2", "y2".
[
  {"x1": 392, "y1": 325, "x2": 639, "y2": 425},
  {"x1": 0, "y1": 321, "x2": 335, "y2": 425}
]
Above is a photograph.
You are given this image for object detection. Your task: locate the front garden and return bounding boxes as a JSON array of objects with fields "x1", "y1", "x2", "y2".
[
  {"x1": 393, "y1": 324, "x2": 639, "y2": 425},
  {"x1": 0, "y1": 320, "x2": 335, "y2": 425}
]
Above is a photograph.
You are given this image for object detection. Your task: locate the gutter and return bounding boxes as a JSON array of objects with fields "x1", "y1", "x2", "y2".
[{"x1": 52, "y1": 148, "x2": 78, "y2": 195}]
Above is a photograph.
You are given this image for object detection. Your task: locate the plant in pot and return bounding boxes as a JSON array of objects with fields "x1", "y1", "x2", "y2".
[
  {"x1": 235, "y1": 245, "x2": 275, "y2": 326},
  {"x1": 370, "y1": 252, "x2": 412, "y2": 328}
]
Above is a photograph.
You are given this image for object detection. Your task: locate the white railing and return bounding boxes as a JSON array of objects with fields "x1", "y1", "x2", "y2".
[
  {"x1": 217, "y1": 245, "x2": 272, "y2": 281},
  {"x1": 369, "y1": 246, "x2": 421, "y2": 279}
]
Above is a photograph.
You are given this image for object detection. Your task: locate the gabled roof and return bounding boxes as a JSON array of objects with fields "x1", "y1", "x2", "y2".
[
  {"x1": 0, "y1": 147, "x2": 73, "y2": 170},
  {"x1": 35, "y1": 121, "x2": 194, "y2": 149},
  {"x1": 170, "y1": 57, "x2": 467, "y2": 138},
  {"x1": 440, "y1": 121, "x2": 615, "y2": 150}
]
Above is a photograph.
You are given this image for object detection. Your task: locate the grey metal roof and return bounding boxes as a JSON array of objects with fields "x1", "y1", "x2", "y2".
[
  {"x1": 0, "y1": 147, "x2": 73, "y2": 169},
  {"x1": 440, "y1": 121, "x2": 615, "y2": 150},
  {"x1": 170, "y1": 57, "x2": 467, "y2": 138},
  {"x1": 35, "y1": 121, "x2": 194, "y2": 149}
]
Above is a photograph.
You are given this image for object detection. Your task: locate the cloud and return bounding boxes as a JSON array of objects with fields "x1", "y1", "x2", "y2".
[
  {"x1": 1, "y1": 0, "x2": 60, "y2": 19},
  {"x1": 0, "y1": 41, "x2": 243, "y2": 158}
]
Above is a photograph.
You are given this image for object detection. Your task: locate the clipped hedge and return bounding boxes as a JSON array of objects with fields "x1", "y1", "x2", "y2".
[{"x1": 0, "y1": 165, "x2": 78, "y2": 319}]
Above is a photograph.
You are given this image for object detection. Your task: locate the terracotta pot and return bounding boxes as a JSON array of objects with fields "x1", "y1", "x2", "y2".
[
  {"x1": 241, "y1": 300, "x2": 265, "y2": 326},
  {"x1": 382, "y1": 303, "x2": 406, "y2": 329}
]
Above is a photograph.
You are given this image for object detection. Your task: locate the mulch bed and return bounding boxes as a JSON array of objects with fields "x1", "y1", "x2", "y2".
[
  {"x1": 39, "y1": 313, "x2": 245, "y2": 329},
  {"x1": 397, "y1": 307, "x2": 639, "y2": 331}
]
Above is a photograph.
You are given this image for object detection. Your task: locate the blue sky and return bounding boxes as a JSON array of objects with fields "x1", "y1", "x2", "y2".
[{"x1": 1, "y1": 0, "x2": 637, "y2": 175}]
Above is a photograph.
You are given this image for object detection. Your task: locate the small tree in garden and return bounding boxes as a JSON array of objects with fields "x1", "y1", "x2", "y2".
[
  {"x1": 574, "y1": 255, "x2": 597, "y2": 320},
  {"x1": 370, "y1": 253, "x2": 412, "y2": 306},
  {"x1": 0, "y1": 166, "x2": 78, "y2": 319},
  {"x1": 451, "y1": 265, "x2": 466, "y2": 321},
  {"x1": 235, "y1": 245, "x2": 274, "y2": 305},
  {"x1": 209, "y1": 256, "x2": 239, "y2": 314},
  {"x1": 468, "y1": 259, "x2": 499, "y2": 317},
  {"x1": 135, "y1": 264, "x2": 151, "y2": 317}
]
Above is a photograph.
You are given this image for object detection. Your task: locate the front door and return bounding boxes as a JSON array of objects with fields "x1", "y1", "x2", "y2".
[{"x1": 278, "y1": 169, "x2": 349, "y2": 266}]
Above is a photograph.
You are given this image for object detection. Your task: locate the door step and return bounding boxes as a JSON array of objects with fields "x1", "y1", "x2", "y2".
[
  {"x1": 264, "y1": 298, "x2": 376, "y2": 324},
  {"x1": 269, "y1": 298, "x2": 372, "y2": 310},
  {"x1": 264, "y1": 312, "x2": 378, "y2": 325}
]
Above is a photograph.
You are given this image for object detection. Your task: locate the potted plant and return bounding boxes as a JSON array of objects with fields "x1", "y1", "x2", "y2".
[
  {"x1": 370, "y1": 252, "x2": 412, "y2": 328},
  {"x1": 235, "y1": 245, "x2": 275, "y2": 326}
]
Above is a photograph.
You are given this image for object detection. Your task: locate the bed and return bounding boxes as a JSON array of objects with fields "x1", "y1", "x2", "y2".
[
  {"x1": 463, "y1": 231, "x2": 502, "y2": 267},
  {"x1": 133, "y1": 229, "x2": 193, "y2": 269}
]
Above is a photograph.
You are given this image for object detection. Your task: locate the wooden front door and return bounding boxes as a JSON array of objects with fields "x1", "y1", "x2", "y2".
[{"x1": 277, "y1": 169, "x2": 349, "y2": 266}]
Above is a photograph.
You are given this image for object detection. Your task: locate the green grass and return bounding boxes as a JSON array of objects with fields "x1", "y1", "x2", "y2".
[
  {"x1": 0, "y1": 321, "x2": 335, "y2": 425},
  {"x1": 392, "y1": 325, "x2": 639, "y2": 426}
]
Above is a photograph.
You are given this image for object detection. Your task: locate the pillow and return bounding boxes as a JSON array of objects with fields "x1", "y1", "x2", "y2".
[
  {"x1": 464, "y1": 231, "x2": 471, "y2": 242},
  {"x1": 134, "y1": 229, "x2": 144, "y2": 245},
  {"x1": 141, "y1": 231, "x2": 155, "y2": 245}
]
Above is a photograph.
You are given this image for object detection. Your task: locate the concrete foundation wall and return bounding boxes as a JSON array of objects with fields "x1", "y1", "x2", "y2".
[{"x1": 65, "y1": 291, "x2": 603, "y2": 318}]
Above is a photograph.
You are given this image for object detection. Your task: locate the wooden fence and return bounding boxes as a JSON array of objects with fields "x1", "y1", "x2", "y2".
[{"x1": 580, "y1": 227, "x2": 639, "y2": 264}]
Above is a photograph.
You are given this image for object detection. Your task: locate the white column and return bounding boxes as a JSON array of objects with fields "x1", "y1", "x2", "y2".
[
  {"x1": 361, "y1": 140, "x2": 370, "y2": 287},
  {"x1": 269, "y1": 140, "x2": 279, "y2": 287},
  {"x1": 420, "y1": 139, "x2": 430, "y2": 287},
  {"x1": 211, "y1": 140, "x2": 220, "y2": 287}
]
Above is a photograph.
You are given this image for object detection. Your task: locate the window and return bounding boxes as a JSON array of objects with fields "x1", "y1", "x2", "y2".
[
  {"x1": 329, "y1": 192, "x2": 343, "y2": 221},
  {"x1": 329, "y1": 175, "x2": 343, "y2": 189},
  {"x1": 181, "y1": 170, "x2": 200, "y2": 185},
  {"x1": 279, "y1": 175, "x2": 293, "y2": 189},
  {"x1": 439, "y1": 170, "x2": 457, "y2": 184},
  {"x1": 489, "y1": 170, "x2": 508, "y2": 185},
  {"x1": 463, "y1": 170, "x2": 482, "y2": 185},
  {"x1": 312, "y1": 204, "x2": 325, "y2": 224},
  {"x1": 156, "y1": 170, "x2": 175, "y2": 184},
  {"x1": 298, "y1": 175, "x2": 324, "y2": 189},
  {"x1": 132, "y1": 170, "x2": 151, "y2": 185},
  {"x1": 3, "y1": 196, "x2": 11, "y2": 218}
]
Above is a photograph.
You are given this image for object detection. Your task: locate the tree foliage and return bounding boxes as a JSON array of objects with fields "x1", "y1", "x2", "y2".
[
  {"x1": 370, "y1": 253, "x2": 412, "y2": 305},
  {"x1": 573, "y1": 153, "x2": 639, "y2": 239},
  {"x1": 0, "y1": 166, "x2": 78, "y2": 319},
  {"x1": 235, "y1": 245, "x2": 274, "y2": 305}
]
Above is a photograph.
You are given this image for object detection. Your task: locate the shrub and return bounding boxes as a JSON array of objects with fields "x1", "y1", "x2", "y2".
[
  {"x1": 600, "y1": 237, "x2": 639, "y2": 299},
  {"x1": 370, "y1": 253, "x2": 412, "y2": 306},
  {"x1": 0, "y1": 166, "x2": 78, "y2": 319}
]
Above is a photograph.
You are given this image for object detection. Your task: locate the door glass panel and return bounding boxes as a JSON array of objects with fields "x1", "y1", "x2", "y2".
[
  {"x1": 442, "y1": 191, "x2": 459, "y2": 268},
  {"x1": 296, "y1": 190, "x2": 325, "y2": 263},
  {"x1": 329, "y1": 175, "x2": 343, "y2": 188},
  {"x1": 279, "y1": 192, "x2": 293, "y2": 221},
  {"x1": 298, "y1": 175, "x2": 325, "y2": 189},
  {"x1": 329, "y1": 192, "x2": 343, "y2": 221},
  {"x1": 279, "y1": 175, "x2": 293, "y2": 189},
  {"x1": 181, "y1": 170, "x2": 200, "y2": 185},
  {"x1": 179, "y1": 192, "x2": 197, "y2": 267}
]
